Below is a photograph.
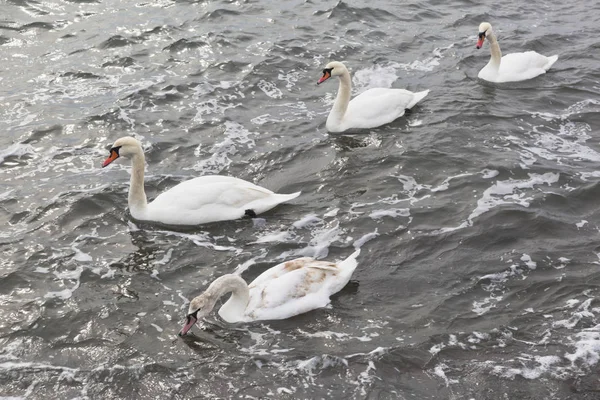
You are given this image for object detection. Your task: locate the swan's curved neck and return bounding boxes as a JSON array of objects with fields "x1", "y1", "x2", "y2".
[
  {"x1": 128, "y1": 151, "x2": 148, "y2": 214},
  {"x1": 487, "y1": 31, "x2": 502, "y2": 68},
  {"x1": 207, "y1": 275, "x2": 250, "y2": 323},
  {"x1": 329, "y1": 70, "x2": 352, "y2": 125}
]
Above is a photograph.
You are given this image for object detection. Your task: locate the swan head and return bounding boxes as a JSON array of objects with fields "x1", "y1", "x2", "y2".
[
  {"x1": 102, "y1": 136, "x2": 143, "y2": 168},
  {"x1": 317, "y1": 61, "x2": 348, "y2": 85},
  {"x1": 476, "y1": 22, "x2": 493, "y2": 49},
  {"x1": 178, "y1": 293, "x2": 218, "y2": 336}
]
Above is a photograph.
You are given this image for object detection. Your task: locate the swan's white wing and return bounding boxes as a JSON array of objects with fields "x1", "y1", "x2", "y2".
[
  {"x1": 144, "y1": 175, "x2": 298, "y2": 225},
  {"x1": 248, "y1": 258, "x2": 340, "y2": 289},
  {"x1": 244, "y1": 259, "x2": 345, "y2": 321},
  {"x1": 500, "y1": 51, "x2": 552, "y2": 73},
  {"x1": 489, "y1": 51, "x2": 558, "y2": 83},
  {"x1": 149, "y1": 176, "x2": 272, "y2": 209},
  {"x1": 343, "y1": 88, "x2": 416, "y2": 129}
]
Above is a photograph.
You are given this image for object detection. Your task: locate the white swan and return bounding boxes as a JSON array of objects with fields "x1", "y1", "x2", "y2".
[
  {"x1": 179, "y1": 249, "x2": 360, "y2": 334},
  {"x1": 317, "y1": 61, "x2": 429, "y2": 133},
  {"x1": 102, "y1": 136, "x2": 300, "y2": 225},
  {"x1": 476, "y1": 22, "x2": 558, "y2": 83}
]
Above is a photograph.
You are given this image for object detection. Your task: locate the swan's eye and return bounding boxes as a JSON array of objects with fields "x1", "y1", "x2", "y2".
[
  {"x1": 478, "y1": 31, "x2": 486, "y2": 39},
  {"x1": 110, "y1": 146, "x2": 122, "y2": 155},
  {"x1": 189, "y1": 308, "x2": 200, "y2": 318},
  {"x1": 323, "y1": 68, "x2": 333, "y2": 75}
]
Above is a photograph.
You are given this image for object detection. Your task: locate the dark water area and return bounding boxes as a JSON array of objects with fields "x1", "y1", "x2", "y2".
[{"x1": 1, "y1": 0, "x2": 600, "y2": 398}]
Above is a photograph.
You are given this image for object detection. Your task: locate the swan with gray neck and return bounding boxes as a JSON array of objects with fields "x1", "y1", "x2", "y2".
[
  {"x1": 317, "y1": 61, "x2": 429, "y2": 133},
  {"x1": 102, "y1": 136, "x2": 300, "y2": 226},
  {"x1": 179, "y1": 249, "x2": 361, "y2": 335},
  {"x1": 476, "y1": 22, "x2": 558, "y2": 83}
]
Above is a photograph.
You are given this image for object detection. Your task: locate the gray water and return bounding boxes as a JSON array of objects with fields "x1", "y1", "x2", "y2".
[{"x1": 1, "y1": 0, "x2": 600, "y2": 398}]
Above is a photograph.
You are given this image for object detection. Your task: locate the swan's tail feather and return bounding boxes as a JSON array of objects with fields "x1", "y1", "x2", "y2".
[
  {"x1": 247, "y1": 191, "x2": 301, "y2": 215},
  {"x1": 328, "y1": 249, "x2": 360, "y2": 294},
  {"x1": 338, "y1": 248, "x2": 360, "y2": 275},
  {"x1": 407, "y1": 90, "x2": 430, "y2": 109},
  {"x1": 277, "y1": 191, "x2": 301, "y2": 202},
  {"x1": 545, "y1": 55, "x2": 558, "y2": 71}
]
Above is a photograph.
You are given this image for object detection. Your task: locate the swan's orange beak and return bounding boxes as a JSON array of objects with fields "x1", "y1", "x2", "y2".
[
  {"x1": 102, "y1": 148, "x2": 119, "y2": 168},
  {"x1": 317, "y1": 70, "x2": 331, "y2": 85},
  {"x1": 476, "y1": 33, "x2": 485, "y2": 49}
]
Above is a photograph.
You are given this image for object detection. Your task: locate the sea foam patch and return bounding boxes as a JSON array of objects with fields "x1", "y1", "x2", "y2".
[
  {"x1": 190, "y1": 121, "x2": 257, "y2": 173},
  {"x1": 468, "y1": 172, "x2": 559, "y2": 222}
]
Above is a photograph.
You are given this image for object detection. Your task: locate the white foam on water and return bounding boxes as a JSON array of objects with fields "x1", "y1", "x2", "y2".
[
  {"x1": 481, "y1": 169, "x2": 499, "y2": 179},
  {"x1": 352, "y1": 230, "x2": 378, "y2": 248},
  {"x1": 472, "y1": 253, "x2": 541, "y2": 316},
  {"x1": 191, "y1": 121, "x2": 257, "y2": 173},
  {"x1": 432, "y1": 363, "x2": 459, "y2": 386},
  {"x1": 431, "y1": 172, "x2": 474, "y2": 193},
  {"x1": 277, "y1": 70, "x2": 302, "y2": 91},
  {"x1": 276, "y1": 387, "x2": 295, "y2": 395},
  {"x1": 246, "y1": 40, "x2": 273, "y2": 58},
  {"x1": 156, "y1": 230, "x2": 241, "y2": 253},
  {"x1": 44, "y1": 266, "x2": 83, "y2": 300},
  {"x1": 579, "y1": 171, "x2": 600, "y2": 181},
  {"x1": 565, "y1": 325, "x2": 600, "y2": 366},
  {"x1": 257, "y1": 80, "x2": 283, "y2": 99},
  {"x1": 253, "y1": 229, "x2": 295, "y2": 244},
  {"x1": 393, "y1": 44, "x2": 453, "y2": 72},
  {"x1": 297, "y1": 329, "x2": 350, "y2": 340},
  {"x1": 234, "y1": 249, "x2": 268, "y2": 274},
  {"x1": 191, "y1": 97, "x2": 240, "y2": 125},
  {"x1": 0, "y1": 361, "x2": 78, "y2": 374},
  {"x1": 0, "y1": 143, "x2": 35, "y2": 165},
  {"x1": 355, "y1": 360, "x2": 377, "y2": 396},
  {"x1": 153, "y1": 248, "x2": 173, "y2": 266},
  {"x1": 576, "y1": 220, "x2": 588, "y2": 229},
  {"x1": 251, "y1": 113, "x2": 277, "y2": 125},
  {"x1": 71, "y1": 245, "x2": 92, "y2": 262},
  {"x1": 492, "y1": 355, "x2": 562, "y2": 380},
  {"x1": 468, "y1": 172, "x2": 559, "y2": 222},
  {"x1": 251, "y1": 100, "x2": 318, "y2": 124},
  {"x1": 369, "y1": 208, "x2": 409, "y2": 220},
  {"x1": 520, "y1": 254, "x2": 536, "y2": 270},
  {"x1": 429, "y1": 343, "x2": 444, "y2": 355},
  {"x1": 407, "y1": 118, "x2": 422, "y2": 127},
  {"x1": 323, "y1": 208, "x2": 339, "y2": 218},
  {"x1": 511, "y1": 99, "x2": 600, "y2": 174},
  {"x1": 352, "y1": 64, "x2": 398, "y2": 93},
  {"x1": 472, "y1": 295, "x2": 503, "y2": 316},
  {"x1": 274, "y1": 217, "x2": 345, "y2": 259},
  {"x1": 444, "y1": 291, "x2": 600, "y2": 387},
  {"x1": 433, "y1": 172, "x2": 558, "y2": 234},
  {"x1": 528, "y1": 99, "x2": 600, "y2": 122},
  {"x1": 553, "y1": 299, "x2": 594, "y2": 329},
  {"x1": 292, "y1": 214, "x2": 322, "y2": 229}
]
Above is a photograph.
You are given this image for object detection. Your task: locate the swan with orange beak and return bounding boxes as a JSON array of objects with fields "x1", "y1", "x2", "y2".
[
  {"x1": 475, "y1": 22, "x2": 558, "y2": 83},
  {"x1": 101, "y1": 136, "x2": 300, "y2": 226},
  {"x1": 316, "y1": 61, "x2": 429, "y2": 133}
]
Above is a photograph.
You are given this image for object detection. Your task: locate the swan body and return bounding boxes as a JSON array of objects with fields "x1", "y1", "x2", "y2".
[
  {"x1": 476, "y1": 22, "x2": 558, "y2": 83},
  {"x1": 102, "y1": 137, "x2": 300, "y2": 226},
  {"x1": 317, "y1": 61, "x2": 429, "y2": 133},
  {"x1": 179, "y1": 249, "x2": 361, "y2": 334}
]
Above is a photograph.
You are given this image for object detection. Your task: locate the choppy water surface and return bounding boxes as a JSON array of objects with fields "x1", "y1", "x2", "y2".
[{"x1": 1, "y1": 0, "x2": 600, "y2": 398}]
